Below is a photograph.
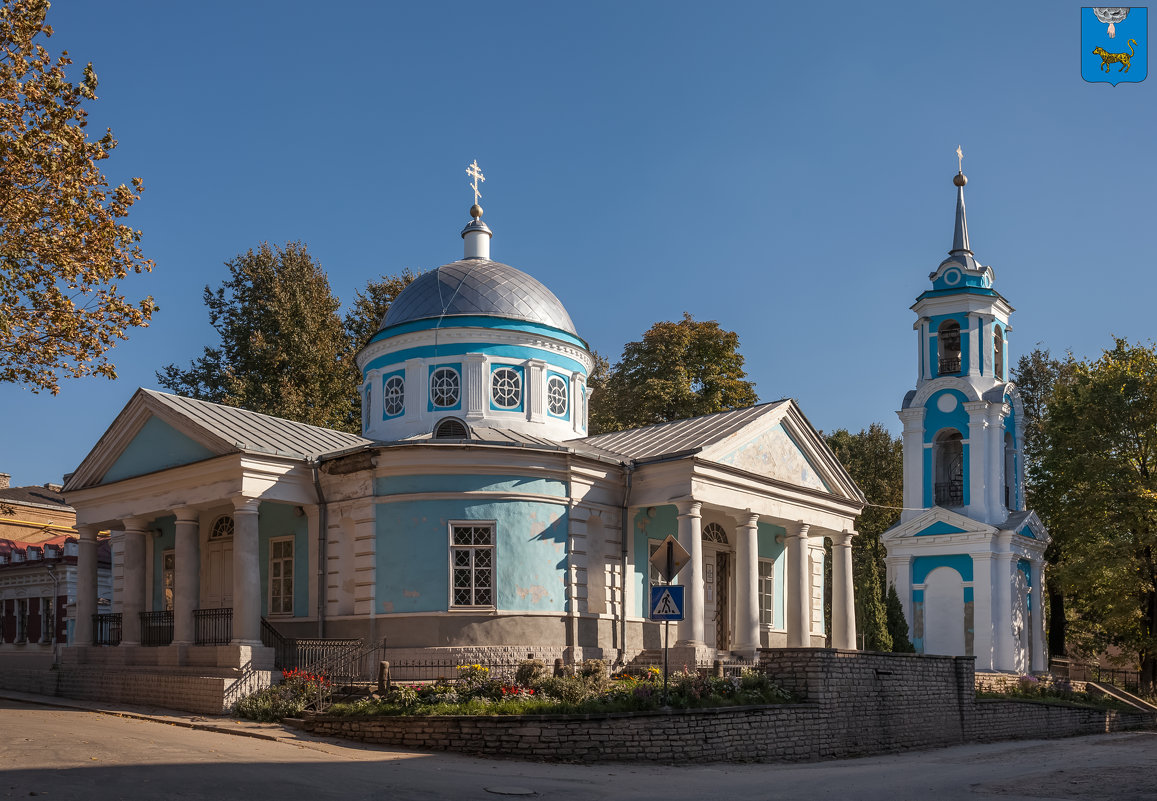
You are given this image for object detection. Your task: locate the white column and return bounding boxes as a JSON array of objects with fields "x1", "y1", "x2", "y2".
[
  {"x1": 964, "y1": 401, "x2": 988, "y2": 520},
  {"x1": 971, "y1": 552, "x2": 995, "y2": 670},
  {"x1": 732, "y1": 511, "x2": 760, "y2": 657},
  {"x1": 1030, "y1": 557, "x2": 1046, "y2": 671},
  {"x1": 992, "y1": 533, "x2": 1014, "y2": 671},
  {"x1": 74, "y1": 525, "x2": 100, "y2": 646},
  {"x1": 987, "y1": 404, "x2": 1007, "y2": 521},
  {"x1": 527, "y1": 359, "x2": 547, "y2": 424},
  {"x1": 831, "y1": 531, "x2": 857, "y2": 650},
  {"x1": 675, "y1": 500, "x2": 704, "y2": 647},
  {"x1": 405, "y1": 357, "x2": 423, "y2": 426},
  {"x1": 119, "y1": 517, "x2": 149, "y2": 647},
  {"x1": 967, "y1": 313, "x2": 980, "y2": 375},
  {"x1": 232, "y1": 497, "x2": 262, "y2": 645},
  {"x1": 172, "y1": 508, "x2": 200, "y2": 646},
  {"x1": 920, "y1": 318, "x2": 931, "y2": 381},
  {"x1": 785, "y1": 523, "x2": 811, "y2": 647},
  {"x1": 898, "y1": 408, "x2": 926, "y2": 523}
]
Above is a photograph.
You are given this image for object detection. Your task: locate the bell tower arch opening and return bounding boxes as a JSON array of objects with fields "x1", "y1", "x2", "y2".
[{"x1": 933, "y1": 429, "x2": 964, "y2": 508}]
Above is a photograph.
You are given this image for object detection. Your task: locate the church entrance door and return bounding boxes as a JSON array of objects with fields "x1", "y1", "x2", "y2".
[
  {"x1": 702, "y1": 547, "x2": 733, "y2": 654},
  {"x1": 205, "y1": 536, "x2": 233, "y2": 609}
]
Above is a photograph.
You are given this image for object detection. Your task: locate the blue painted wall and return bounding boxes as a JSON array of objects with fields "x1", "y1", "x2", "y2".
[
  {"x1": 912, "y1": 554, "x2": 974, "y2": 584},
  {"x1": 258, "y1": 502, "x2": 309, "y2": 618},
  {"x1": 376, "y1": 474, "x2": 567, "y2": 498},
  {"x1": 758, "y1": 522, "x2": 786, "y2": 630},
  {"x1": 922, "y1": 389, "x2": 971, "y2": 444},
  {"x1": 150, "y1": 514, "x2": 176, "y2": 610},
  {"x1": 375, "y1": 498, "x2": 568, "y2": 614},
  {"x1": 633, "y1": 505, "x2": 679, "y2": 617},
  {"x1": 103, "y1": 416, "x2": 216, "y2": 484},
  {"x1": 915, "y1": 520, "x2": 967, "y2": 537},
  {"x1": 366, "y1": 343, "x2": 588, "y2": 378}
]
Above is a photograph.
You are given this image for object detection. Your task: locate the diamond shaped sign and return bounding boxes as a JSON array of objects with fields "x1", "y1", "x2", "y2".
[{"x1": 648, "y1": 534, "x2": 690, "y2": 583}]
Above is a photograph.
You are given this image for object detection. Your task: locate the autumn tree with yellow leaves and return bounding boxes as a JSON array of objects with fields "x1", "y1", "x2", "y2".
[{"x1": 0, "y1": 0, "x2": 155, "y2": 394}]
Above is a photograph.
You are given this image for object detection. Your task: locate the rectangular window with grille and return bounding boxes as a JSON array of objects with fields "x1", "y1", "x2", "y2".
[
  {"x1": 269, "y1": 538, "x2": 294, "y2": 616},
  {"x1": 758, "y1": 558, "x2": 775, "y2": 626},
  {"x1": 450, "y1": 522, "x2": 495, "y2": 608}
]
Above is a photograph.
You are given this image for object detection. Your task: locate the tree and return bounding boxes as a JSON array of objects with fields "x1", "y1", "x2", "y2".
[
  {"x1": 1035, "y1": 339, "x2": 1157, "y2": 692},
  {"x1": 826, "y1": 424, "x2": 904, "y2": 651},
  {"x1": 1, "y1": 0, "x2": 155, "y2": 394},
  {"x1": 885, "y1": 583, "x2": 915, "y2": 652},
  {"x1": 343, "y1": 269, "x2": 417, "y2": 351},
  {"x1": 157, "y1": 243, "x2": 355, "y2": 432},
  {"x1": 1011, "y1": 347, "x2": 1077, "y2": 658},
  {"x1": 590, "y1": 313, "x2": 758, "y2": 433}
]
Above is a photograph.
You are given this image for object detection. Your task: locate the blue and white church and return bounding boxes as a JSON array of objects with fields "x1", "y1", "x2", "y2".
[
  {"x1": 883, "y1": 164, "x2": 1049, "y2": 673},
  {"x1": 57, "y1": 170, "x2": 866, "y2": 706}
]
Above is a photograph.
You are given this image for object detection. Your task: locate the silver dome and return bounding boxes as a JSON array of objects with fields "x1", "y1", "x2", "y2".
[{"x1": 379, "y1": 259, "x2": 579, "y2": 336}]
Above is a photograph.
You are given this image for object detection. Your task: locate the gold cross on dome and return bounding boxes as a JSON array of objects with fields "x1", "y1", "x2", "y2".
[
  {"x1": 466, "y1": 160, "x2": 485, "y2": 204},
  {"x1": 956, "y1": 145, "x2": 964, "y2": 172}
]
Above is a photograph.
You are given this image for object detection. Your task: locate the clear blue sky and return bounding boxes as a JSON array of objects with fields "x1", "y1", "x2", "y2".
[{"x1": 3, "y1": 1, "x2": 1154, "y2": 487}]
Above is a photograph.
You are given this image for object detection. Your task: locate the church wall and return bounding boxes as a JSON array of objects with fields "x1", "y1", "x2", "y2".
[
  {"x1": 758, "y1": 522, "x2": 786, "y2": 631},
  {"x1": 257, "y1": 502, "x2": 309, "y2": 619},
  {"x1": 632, "y1": 505, "x2": 678, "y2": 618},
  {"x1": 149, "y1": 514, "x2": 175, "y2": 611},
  {"x1": 374, "y1": 498, "x2": 568, "y2": 615},
  {"x1": 102, "y1": 417, "x2": 216, "y2": 485}
]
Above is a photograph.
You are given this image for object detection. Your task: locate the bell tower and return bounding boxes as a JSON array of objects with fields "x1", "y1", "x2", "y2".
[
  {"x1": 884, "y1": 153, "x2": 1049, "y2": 674},
  {"x1": 898, "y1": 157, "x2": 1022, "y2": 526}
]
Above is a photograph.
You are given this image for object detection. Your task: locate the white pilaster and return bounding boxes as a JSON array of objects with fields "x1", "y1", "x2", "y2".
[
  {"x1": 967, "y1": 313, "x2": 980, "y2": 375},
  {"x1": 74, "y1": 525, "x2": 100, "y2": 646},
  {"x1": 675, "y1": 500, "x2": 704, "y2": 647},
  {"x1": 971, "y1": 552, "x2": 995, "y2": 670},
  {"x1": 527, "y1": 359, "x2": 547, "y2": 424},
  {"x1": 920, "y1": 318, "x2": 932, "y2": 382},
  {"x1": 831, "y1": 531, "x2": 857, "y2": 650},
  {"x1": 898, "y1": 407, "x2": 926, "y2": 522},
  {"x1": 463, "y1": 354, "x2": 487, "y2": 420},
  {"x1": 1030, "y1": 557, "x2": 1046, "y2": 671},
  {"x1": 986, "y1": 403, "x2": 1006, "y2": 521},
  {"x1": 173, "y1": 508, "x2": 200, "y2": 646},
  {"x1": 785, "y1": 523, "x2": 811, "y2": 647},
  {"x1": 231, "y1": 497, "x2": 262, "y2": 645},
  {"x1": 119, "y1": 517, "x2": 149, "y2": 647},
  {"x1": 992, "y1": 533, "x2": 1014, "y2": 671},
  {"x1": 732, "y1": 512, "x2": 760, "y2": 657},
  {"x1": 405, "y1": 357, "x2": 423, "y2": 426},
  {"x1": 964, "y1": 401, "x2": 988, "y2": 520}
]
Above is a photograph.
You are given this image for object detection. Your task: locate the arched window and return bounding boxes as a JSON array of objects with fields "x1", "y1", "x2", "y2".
[
  {"x1": 434, "y1": 417, "x2": 469, "y2": 439},
  {"x1": 702, "y1": 522, "x2": 728, "y2": 544},
  {"x1": 1004, "y1": 431, "x2": 1016, "y2": 510},
  {"x1": 210, "y1": 515, "x2": 234, "y2": 539},
  {"x1": 430, "y1": 367, "x2": 460, "y2": 408},
  {"x1": 938, "y1": 320, "x2": 961, "y2": 375},
  {"x1": 933, "y1": 429, "x2": 964, "y2": 507},
  {"x1": 994, "y1": 326, "x2": 1004, "y2": 380}
]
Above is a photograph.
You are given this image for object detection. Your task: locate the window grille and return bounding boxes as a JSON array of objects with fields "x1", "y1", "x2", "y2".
[
  {"x1": 451, "y1": 524, "x2": 494, "y2": 607},
  {"x1": 383, "y1": 375, "x2": 405, "y2": 416},
  {"x1": 547, "y1": 375, "x2": 568, "y2": 416},
  {"x1": 430, "y1": 367, "x2": 460, "y2": 408},
  {"x1": 210, "y1": 515, "x2": 234, "y2": 539},
  {"x1": 759, "y1": 559, "x2": 775, "y2": 625},
  {"x1": 703, "y1": 522, "x2": 728, "y2": 544},
  {"x1": 491, "y1": 367, "x2": 521, "y2": 408}
]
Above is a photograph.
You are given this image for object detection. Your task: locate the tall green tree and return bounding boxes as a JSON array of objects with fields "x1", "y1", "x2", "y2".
[
  {"x1": 344, "y1": 269, "x2": 418, "y2": 350},
  {"x1": 1, "y1": 0, "x2": 156, "y2": 394},
  {"x1": 1011, "y1": 347, "x2": 1077, "y2": 658},
  {"x1": 826, "y1": 424, "x2": 905, "y2": 651},
  {"x1": 590, "y1": 313, "x2": 758, "y2": 433},
  {"x1": 157, "y1": 243, "x2": 355, "y2": 431},
  {"x1": 1035, "y1": 339, "x2": 1157, "y2": 692}
]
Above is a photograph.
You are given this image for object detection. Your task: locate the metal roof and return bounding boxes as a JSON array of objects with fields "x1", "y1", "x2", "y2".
[
  {"x1": 141, "y1": 390, "x2": 371, "y2": 459},
  {"x1": 577, "y1": 402, "x2": 789, "y2": 462},
  {"x1": 379, "y1": 259, "x2": 578, "y2": 336},
  {"x1": 389, "y1": 425, "x2": 624, "y2": 462}
]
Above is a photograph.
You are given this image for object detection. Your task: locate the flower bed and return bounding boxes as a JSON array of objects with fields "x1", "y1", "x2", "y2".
[
  {"x1": 975, "y1": 673, "x2": 1134, "y2": 711},
  {"x1": 233, "y1": 668, "x2": 330, "y2": 722}
]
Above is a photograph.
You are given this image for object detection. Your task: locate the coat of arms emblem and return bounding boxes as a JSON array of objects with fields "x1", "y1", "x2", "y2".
[{"x1": 1083, "y1": 7, "x2": 1148, "y2": 84}]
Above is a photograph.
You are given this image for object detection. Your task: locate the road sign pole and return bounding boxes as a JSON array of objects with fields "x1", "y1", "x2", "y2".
[{"x1": 663, "y1": 617, "x2": 669, "y2": 704}]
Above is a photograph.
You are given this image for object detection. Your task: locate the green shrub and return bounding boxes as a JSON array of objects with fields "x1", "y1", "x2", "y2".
[
  {"x1": 234, "y1": 668, "x2": 328, "y2": 722},
  {"x1": 514, "y1": 659, "x2": 546, "y2": 686}
]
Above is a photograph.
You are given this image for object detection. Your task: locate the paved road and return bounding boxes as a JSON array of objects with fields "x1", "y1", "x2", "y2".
[{"x1": 2, "y1": 698, "x2": 1156, "y2": 801}]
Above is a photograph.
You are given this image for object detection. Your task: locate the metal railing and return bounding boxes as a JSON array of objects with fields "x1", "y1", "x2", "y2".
[
  {"x1": 308, "y1": 638, "x2": 387, "y2": 711},
  {"x1": 140, "y1": 610, "x2": 174, "y2": 647},
  {"x1": 193, "y1": 607, "x2": 232, "y2": 645},
  {"x1": 935, "y1": 480, "x2": 964, "y2": 506},
  {"x1": 1055, "y1": 659, "x2": 1145, "y2": 695},
  {"x1": 938, "y1": 357, "x2": 962, "y2": 374},
  {"x1": 93, "y1": 613, "x2": 122, "y2": 646},
  {"x1": 260, "y1": 618, "x2": 365, "y2": 672}
]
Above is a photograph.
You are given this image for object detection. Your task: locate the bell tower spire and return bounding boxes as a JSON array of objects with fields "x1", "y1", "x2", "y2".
[{"x1": 951, "y1": 146, "x2": 971, "y2": 255}]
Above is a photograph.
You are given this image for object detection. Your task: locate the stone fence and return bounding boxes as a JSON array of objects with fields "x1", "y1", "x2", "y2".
[{"x1": 302, "y1": 649, "x2": 1156, "y2": 762}]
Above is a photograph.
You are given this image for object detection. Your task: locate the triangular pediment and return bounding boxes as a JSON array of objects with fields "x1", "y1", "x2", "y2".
[
  {"x1": 64, "y1": 389, "x2": 236, "y2": 491},
  {"x1": 699, "y1": 401, "x2": 864, "y2": 503},
  {"x1": 883, "y1": 506, "x2": 996, "y2": 542}
]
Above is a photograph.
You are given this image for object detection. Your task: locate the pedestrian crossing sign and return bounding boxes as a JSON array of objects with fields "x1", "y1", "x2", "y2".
[{"x1": 649, "y1": 585, "x2": 685, "y2": 621}]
